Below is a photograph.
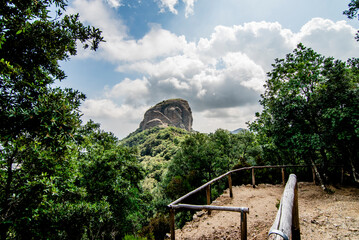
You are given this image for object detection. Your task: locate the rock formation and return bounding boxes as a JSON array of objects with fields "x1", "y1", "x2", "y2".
[{"x1": 139, "y1": 99, "x2": 193, "y2": 131}]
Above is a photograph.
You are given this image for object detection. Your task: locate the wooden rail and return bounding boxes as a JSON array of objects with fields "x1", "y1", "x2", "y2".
[
  {"x1": 169, "y1": 205, "x2": 249, "y2": 240},
  {"x1": 268, "y1": 174, "x2": 300, "y2": 240},
  {"x1": 167, "y1": 164, "x2": 343, "y2": 239}
]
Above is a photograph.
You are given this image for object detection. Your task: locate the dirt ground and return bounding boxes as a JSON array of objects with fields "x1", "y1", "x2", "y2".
[{"x1": 173, "y1": 182, "x2": 359, "y2": 239}]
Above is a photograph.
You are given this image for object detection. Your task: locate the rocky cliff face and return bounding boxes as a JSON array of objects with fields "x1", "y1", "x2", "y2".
[{"x1": 139, "y1": 99, "x2": 193, "y2": 131}]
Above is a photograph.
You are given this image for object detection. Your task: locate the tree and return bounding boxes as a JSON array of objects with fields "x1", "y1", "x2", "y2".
[
  {"x1": 165, "y1": 133, "x2": 221, "y2": 200},
  {"x1": 343, "y1": 0, "x2": 359, "y2": 41},
  {"x1": 0, "y1": 0, "x2": 103, "y2": 139},
  {"x1": 0, "y1": 0, "x2": 103, "y2": 238},
  {"x1": 250, "y1": 44, "x2": 359, "y2": 187},
  {"x1": 76, "y1": 121, "x2": 151, "y2": 239}
]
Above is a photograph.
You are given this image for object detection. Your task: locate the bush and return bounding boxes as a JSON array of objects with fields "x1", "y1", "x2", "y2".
[{"x1": 141, "y1": 214, "x2": 170, "y2": 240}]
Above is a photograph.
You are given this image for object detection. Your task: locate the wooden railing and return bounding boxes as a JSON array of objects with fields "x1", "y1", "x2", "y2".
[
  {"x1": 167, "y1": 169, "x2": 250, "y2": 240},
  {"x1": 167, "y1": 164, "x2": 343, "y2": 239},
  {"x1": 268, "y1": 174, "x2": 300, "y2": 240}
]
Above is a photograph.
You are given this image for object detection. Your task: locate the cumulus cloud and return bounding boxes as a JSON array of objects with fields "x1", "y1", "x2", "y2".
[
  {"x1": 182, "y1": 0, "x2": 198, "y2": 17},
  {"x1": 70, "y1": 0, "x2": 127, "y2": 37},
  {"x1": 69, "y1": 0, "x2": 359, "y2": 137},
  {"x1": 158, "y1": 0, "x2": 178, "y2": 14},
  {"x1": 102, "y1": 25, "x2": 188, "y2": 62},
  {"x1": 156, "y1": 0, "x2": 198, "y2": 17},
  {"x1": 80, "y1": 99, "x2": 148, "y2": 137},
  {"x1": 105, "y1": 77, "x2": 150, "y2": 105},
  {"x1": 196, "y1": 22, "x2": 296, "y2": 71},
  {"x1": 70, "y1": 0, "x2": 188, "y2": 62},
  {"x1": 298, "y1": 18, "x2": 359, "y2": 60},
  {"x1": 106, "y1": 0, "x2": 122, "y2": 8},
  {"x1": 193, "y1": 104, "x2": 262, "y2": 133}
]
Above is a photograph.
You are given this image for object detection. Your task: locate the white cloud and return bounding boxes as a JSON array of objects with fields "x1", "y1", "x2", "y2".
[
  {"x1": 70, "y1": 0, "x2": 128, "y2": 37},
  {"x1": 68, "y1": 0, "x2": 359, "y2": 138},
  {"x1": 81, "y1": 99, "x2": 148, "y2": 124},
  {"x1": 297, "y1": 18, "x2": 359, "y2": 60},
  {"x1": 117, "y1": 55, "x2": 204, "y2": 78},
  {"x1": 182, "y1": 0, "x2": 198, "y2": 17},
  {"x1": 80, "y1": 99, "x2": 148, "y2": 137},
  {"x1": 105, "y1": 77, "x2": 150, "y2": 105},
  {"x1": 106, "y1": 0, "x2": 122, "y2": 8},
  {"x1": 221, "y1": 52, "x2": 266, "y2": 92},
  {"x1": 103, "y1": 25, "x2": 188, "y2": 62},
  {"x1": 192, "y1": 104, "x2": 262, "y2": 133},
  {"x1": 158, "y1": 0, "x2": 178, "y2": 14},
  {"x1": 156, "y1": 0, "x2": 198, "y2": 17},
  {"x1": 197, "y1": 22, "x2": 296, "y2": 71},
  {"x1": 70, "y1": 0, "x2": 189, "y2": 62}
]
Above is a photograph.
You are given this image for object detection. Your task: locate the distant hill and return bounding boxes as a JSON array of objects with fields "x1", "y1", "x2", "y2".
[{"x1": 230, "y1": 128, "x2": 246, "y2": 134}]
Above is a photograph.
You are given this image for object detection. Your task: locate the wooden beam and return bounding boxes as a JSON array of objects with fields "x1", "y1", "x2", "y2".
[
  {"x1": 292, "y1": 180, "x2": 300, "y2": 240},
  {"x1": 169, "y1": 208, "x2": 175, "y2": 240},
  {"x1": 281, "y1": 168, "x2": 285, "y2": 186},
  {"x1": 206, "y1": 185, "x2": 211, "y2": 215},
  {"x1": 228, "y1": 173, "x2": 233, "y2": 198},
  {"x1": 241, "y1": 211, "x2": 247, "y2": 240},
  {"x1": 252, "y1": 168, "x2": 256, "y2": 188},
  {"x1": 268, "y1": 174, "x2": 299, "y2": 240},
  {"x1": 171, "y1": 204, "x2": 249, "y2": 213}
]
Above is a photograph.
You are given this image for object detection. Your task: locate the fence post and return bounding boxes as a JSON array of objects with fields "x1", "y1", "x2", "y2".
[
  {"x1": 228, "y1": 173, "x2": 233, "y2": 198},
  {"x1": 241, "y1": 211, "x2": 247, "y2": 240},
  {"x1": 281, "y1": 168, "x2": 285, "y2": 186},
  {"x1": 206, "y1": 185, "x2": 211, "y2": 215},
  {"x1": 252, "y1": 168, "x2": 256, "y2": 188},
  {"x1": 169, "y1": 208, "x2": 175, "y2": 240}
]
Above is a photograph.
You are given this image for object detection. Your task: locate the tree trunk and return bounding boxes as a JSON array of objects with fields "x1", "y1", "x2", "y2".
[
  {"x1": 310, "y1": 157, "x2": 327, "y2": 192},
  {"x1": 319, "y1": 147, "x2": 329, "y2": 182},
  {"x1": 349, "y1": 157, "x2": 359, "y2": 184}
]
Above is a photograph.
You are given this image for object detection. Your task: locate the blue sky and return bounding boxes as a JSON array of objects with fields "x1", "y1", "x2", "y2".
[{"x1": 59, "y1": 0, "x2": 359, "y2": 138}]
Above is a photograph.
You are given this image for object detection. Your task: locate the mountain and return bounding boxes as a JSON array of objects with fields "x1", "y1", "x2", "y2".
[
  {"x1": 139, "y1": 98, "x2": 193, "y2": 131},
  {"x1": 230, "y1": 128, "x2": 246, "y2": 134}
]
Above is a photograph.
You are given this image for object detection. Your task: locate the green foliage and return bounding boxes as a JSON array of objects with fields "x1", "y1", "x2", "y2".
[
  {"x1": 0, "y1": 1, "x2": 151, "y2": 238},
  {"x1": 0, "y1": 0, "x2": 102, "y2": 231},
  {"x1": 165, "y1": 129, "x2": 262, "y2": 201},
  {"x1": 123, "y1": 235, "x2": 147, "y2": 240},
  {"x1": 250, "y1": 43, "x2": 359, "y2": 183},
  {"x1": 120, "y1": 127, "x2": 189, "y2": 238},
  {"x1": 275, "y1": 199, "x2": 280, "y2": 209},
  {"x1": 121, "y1": 127, "x2": 188, "y2": 199},
  {"x1": 0, "y1": 0, "x2": 103, "y2": 142},
  {"x1": 75, "y1": 121, "x2": 152, "y2": 238},
  {"x1": 140, "y1": 213, "x2": 170, "y2": 240},
  {"x1": 343, "y1": 0, "x2": 359, "y2": 41}
]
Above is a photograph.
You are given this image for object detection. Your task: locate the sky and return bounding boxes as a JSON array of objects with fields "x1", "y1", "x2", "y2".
[{"x1": 58, "y1": 0, "x2": 359, "y2": 139}]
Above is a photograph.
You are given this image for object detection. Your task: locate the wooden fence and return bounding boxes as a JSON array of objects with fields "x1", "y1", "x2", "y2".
[{"x1": 167, "y1": 164, "x2": 343, "y2": 240}]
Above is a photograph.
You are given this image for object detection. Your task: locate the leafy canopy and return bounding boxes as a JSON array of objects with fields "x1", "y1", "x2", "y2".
[
  {"x1": 250, "y1": 43, "x2": 359, "y2": 183},
  {"x1": 343, "y1": 0, "x2": 359, "y2": 41}
]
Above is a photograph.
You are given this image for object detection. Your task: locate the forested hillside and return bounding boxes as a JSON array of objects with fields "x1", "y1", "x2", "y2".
[{"x1": 120, "y1": 127, "x2": 263, "y2": 238}]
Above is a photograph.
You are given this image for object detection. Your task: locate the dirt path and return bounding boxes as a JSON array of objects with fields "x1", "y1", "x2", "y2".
[{"x1": 174, "y1": 182, "x2": 359, "y2": 239}]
